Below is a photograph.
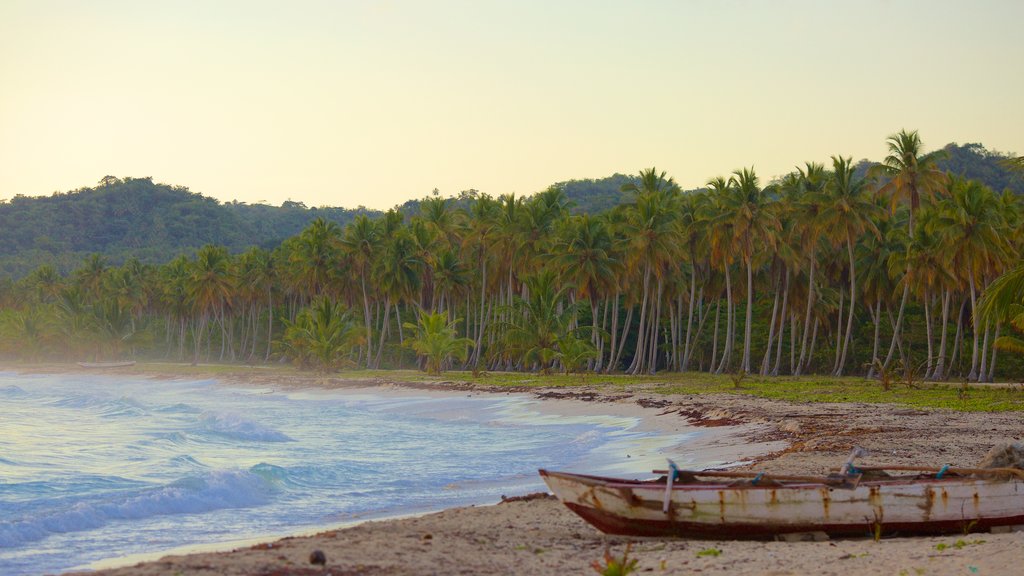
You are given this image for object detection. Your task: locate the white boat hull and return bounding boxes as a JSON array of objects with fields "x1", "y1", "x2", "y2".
[{"x1": 540, "y1": 469, "x2": 1024, "y2": 538}]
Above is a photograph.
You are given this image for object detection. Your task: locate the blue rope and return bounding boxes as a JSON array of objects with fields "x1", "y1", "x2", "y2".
[
  {"x1": 752, "y1": 472, "x2": 765, "y2": 485},
  {"x1": 936, "y1": 464, "x2": 950, "y2": 479}
]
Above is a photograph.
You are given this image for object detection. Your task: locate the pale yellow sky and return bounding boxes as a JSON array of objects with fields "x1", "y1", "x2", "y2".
[{"x1": 1, "y1": 0, "x2": 1021, "y2": 209}]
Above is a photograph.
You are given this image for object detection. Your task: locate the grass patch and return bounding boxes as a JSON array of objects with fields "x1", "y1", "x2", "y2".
[{"x1": 16, "y1": 360, "x2": 1022, "y2": 413}]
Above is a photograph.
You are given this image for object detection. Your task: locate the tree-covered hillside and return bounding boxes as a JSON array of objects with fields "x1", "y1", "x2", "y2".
[
  {"x1": 0, "y1": 177, "x2": 378, "y2": 277},
  {"x1": 0, "y1": 142, "x2": 1019, "y2": 279},
  {"x1": 1, "y1": 131, "x2": 1023, "y2": 382}
]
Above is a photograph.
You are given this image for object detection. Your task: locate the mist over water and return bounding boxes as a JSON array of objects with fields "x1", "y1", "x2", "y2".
[{"x1": 0, "y1": 372, "x2": 720, "y2": 575}]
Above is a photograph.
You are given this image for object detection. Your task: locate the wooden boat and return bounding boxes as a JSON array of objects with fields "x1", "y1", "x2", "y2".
[
  {"x1": 539, "y1": 464, "x2": 1024, "y2": 539},
  {"x1": 76, "y1": 361, "x2": 137, "y2": 369}
]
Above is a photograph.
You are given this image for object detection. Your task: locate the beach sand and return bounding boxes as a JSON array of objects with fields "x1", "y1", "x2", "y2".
[{"x1": 41, "y1": 366, "x2": 1024, "y2": 575}]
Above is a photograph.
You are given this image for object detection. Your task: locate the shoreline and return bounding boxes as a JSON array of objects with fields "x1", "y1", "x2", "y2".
[{"x1": 7, "y1": 362, "x2": 1024, "y2": 575}]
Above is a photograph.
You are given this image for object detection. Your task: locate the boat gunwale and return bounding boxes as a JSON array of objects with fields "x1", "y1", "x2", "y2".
[{"x1": 540, "y1": 468, "x2": 1021, "y2": 491}]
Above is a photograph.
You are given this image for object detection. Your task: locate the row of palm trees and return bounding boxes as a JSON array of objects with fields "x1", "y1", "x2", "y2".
[{"x1": 1, "y1": 130, "x2": 1022, "y2": 379}]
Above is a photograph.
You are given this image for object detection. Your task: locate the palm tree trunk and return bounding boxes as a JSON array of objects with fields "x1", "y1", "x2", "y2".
[
  {"x1": 968, "y1": 273, "x2": 980, "y2": 381},
  {"x1": 607, "y1": 294, "x2": 620, "y2": 373},
  {"x1": 716, "y1": 266, "x2": 733, "y2": 374},
  {"x1": 987, "y1": 322, "x2": 1001, "y2": 383},
  {"x1": 611, "y1": 302, "x2": 634, "y2": 373},
  {"x1": 789, "y1": 314, "x2": 797, "y2": 374},
  {"x1": 710, "y1": 300, "x2": 721, "y2": 372},
  {"x1": 808, "y1": 318, "x2": 820, "y2": 369},
  {"x1": 629, "y1": 264, "x2": 653, "y2": 375},
  {"x1": 978, "y1": 319, "x2": 991, "y2": 383},
  {"x1": 682, "y1": 273, "x2": 697, "y2": 371},
  {"x1": 647, "y1": 277, "x2": 664, "y2": 374},
  {"x1": 932, "y1": 289, "x2": 951, "y2": 381},
  {"x1": 923, "y1": 290, "x2": 934, "y2": 380},
  {"x1": 950, "y1": 297, "x2": 967, "y2": 379},
  {"x1": 360, "y1": 275, "x2": 373, "y2": 369},
  {"x1": 883, "y1": 280, "x2": 910, "y2": 370},
  {"x1": 867, "y1": 301, "x2": 882, "y2": 378},
  {"x1": 796, "y1": 256, "x2": 816, "y2": 375},
  {"x1": 668, "y1": 300, "x2": 678, "y2": 372},
  {"x1": 761, "y1": 270, "x2": 781, "y2": 376},
  {"x1": 831, "y1": 288, "x2": 844, "y2": 375},
  {"x1": 374, "y1": 301, "x2": 391, "y2": 368},
  {"x1": 742, "y1": 257, "x2": 754, "y2": 374},
  {"x1": 837, "y1": 238, "x2": 857, "y2": 376},
  {"x1": 772, "y1": 272, "x2": 790, "y2": 377}
]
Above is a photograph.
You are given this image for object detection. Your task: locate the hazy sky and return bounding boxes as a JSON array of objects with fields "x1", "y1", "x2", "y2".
[{"x1": 1, "y1": 0, "x2": 1021, "y2": 209}]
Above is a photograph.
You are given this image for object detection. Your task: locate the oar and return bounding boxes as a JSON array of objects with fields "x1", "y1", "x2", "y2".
[
  {"x1": 852, "y1": 465, "x2": 1024, "y2": 480},
  {"x1": 652, "y1": 468, "x2": 861, "y2": 487}
]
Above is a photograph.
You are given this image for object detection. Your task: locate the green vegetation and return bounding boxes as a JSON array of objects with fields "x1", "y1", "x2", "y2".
[
  {"x1": 696, "y1": 547, "x2": 722, "y2": 558},
  {"x1": 591, "y1": 543, "x2": 639, "y2": 576},
  {"x1": 1, "y1": 133, "x2": 1023, "y2": 388},
  {"x1": 0, "y1": 176, "x2": 378, "y2": 278},
  {"x1": 403, "y1": 311, "x2": 473, "y2": 375}
]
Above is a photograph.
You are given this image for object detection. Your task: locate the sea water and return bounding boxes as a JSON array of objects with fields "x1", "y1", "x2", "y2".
[{"x1": 0, "y1": 371, "x2": 724, "y2": 575}]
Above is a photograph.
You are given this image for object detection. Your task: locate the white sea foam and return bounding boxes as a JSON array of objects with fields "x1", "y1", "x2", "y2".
[
  {"x1": 196, "y1": 411, "x2": 295, "y2": 442},
  {"x1": 0, "y1": 468, "x2": 277, "y2": 548}
]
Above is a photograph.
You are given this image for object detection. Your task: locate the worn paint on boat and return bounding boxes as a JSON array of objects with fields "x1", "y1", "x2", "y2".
[{"x1": 539, "y1": 469, "x2": 1024, "y2": 539}]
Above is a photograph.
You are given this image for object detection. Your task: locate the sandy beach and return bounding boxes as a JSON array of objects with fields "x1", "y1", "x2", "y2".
[{"x1": 32, "y1": 365, "x2": 1024, "y2": 575}]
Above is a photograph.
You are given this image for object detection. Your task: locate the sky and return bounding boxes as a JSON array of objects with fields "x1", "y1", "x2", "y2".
[{"x1": 1, "y1": 0, "x2": 1022, "y2": 209}]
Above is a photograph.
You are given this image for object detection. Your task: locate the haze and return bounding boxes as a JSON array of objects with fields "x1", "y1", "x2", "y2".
[{"x1": 1, "y1": 0, "x2": 1021, "y2": 209}]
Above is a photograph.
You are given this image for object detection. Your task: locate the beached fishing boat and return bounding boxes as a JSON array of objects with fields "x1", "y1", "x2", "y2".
[
  {"x1": 76, "y1": 361, "x2": 137, "y2": 369},
  {"x1": 540, "y1": 463, "x2": 1024, "y2": 539}
]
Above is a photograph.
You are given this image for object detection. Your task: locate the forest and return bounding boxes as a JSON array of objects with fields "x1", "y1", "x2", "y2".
[{"x1": 1, "y1": 131, "x2": 1023, "y2": 382}]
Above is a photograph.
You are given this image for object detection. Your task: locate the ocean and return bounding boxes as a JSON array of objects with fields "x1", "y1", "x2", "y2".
[{"x1": 0, "y1": 371, "x2": 723, "y2": 574}]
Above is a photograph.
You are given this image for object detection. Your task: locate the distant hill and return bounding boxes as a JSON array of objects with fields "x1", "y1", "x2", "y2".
[
  {"x1": 851, "y1": 142, "x2": 1024, "y2": 195},
  {"x1": 1, "y1": 142, "x2": 1019, "y2": 278},
  {"x1": 0, "y1": 177, "x2": 379, "y2": 277}
]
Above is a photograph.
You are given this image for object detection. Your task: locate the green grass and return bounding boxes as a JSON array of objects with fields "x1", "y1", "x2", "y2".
[
  {"x1": 389, "y1": 370, "x2": 1024, "y2": 412},
  {"x1": 11, "y1": 360, "x2": 1023, "y2": 413}
]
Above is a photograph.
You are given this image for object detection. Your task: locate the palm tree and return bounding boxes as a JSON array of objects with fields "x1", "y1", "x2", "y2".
[
  {"x1": 871, "y1": 129, "x2": 948, "y2": 369},
  {"x1": 237, "y1": 247, "x2": 277, "y2": 361},
  {"x1": 721, "y1": 167, "x2": 779, "y2": 373},
  {"x1": 548, "y1": 214, "x2": 618, "y2": 370},
  {"x1": 290, "y1": 218, "x2": 342, "y2": 302},
  {"x1": 932, "y1": 177, "x2": 1009, "y2": 380},
  {"x1": 503, "y1": 271, "x2": 577, "y2": 374},
  {"x1": 280, "y1": 297, "x2": 365, "y2": 371},
  {"x1": 75, "y1": 254, "x2": 108, "y2": 301},
  {"x1": 818, "y1": 156, "x2": 882, "y2": 375},
  {"x1": 403, "y1": 309, "x2": 474, "y2": 374},
  {"x1": 342, "y1": 215, "x2": 381, "y2": 367},
  {"x1": 373, "y1": 226, "x2": 423, "y2": 367},
  {"x1": 782, "y1": 163, "x2": 828, "y2": 374},
  {"x1": 620, "y1": 168, "x2": 681, "y2": 374},
  {"x1": 188, "y1": 245, "x2": 234, "y2": 364},
  {"x1": 28, "y1": 264, "x2": 64, "y2": 304}
]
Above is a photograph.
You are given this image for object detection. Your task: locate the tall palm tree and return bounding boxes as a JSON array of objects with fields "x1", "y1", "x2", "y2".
[
  {"x1": 932, "y1": 177, "x2": 1009, "y2": 380},
  {"x1": 871, "y1": 129, "x2": 948, "y2": 369},
  {"x1": 341, "y1": 215, "x2": 381, "y2": 368},
  {"x1": 187, "y1": 245, "x2": 234, "y2": 364},
  {"x1": 620, "y1": 168, "x2": 681, "y2": 374},
  {"x1": 788, "y1": 163, "x2": 827, "y2": 375},
  {"x1": 818, "y1": 156, "x2": 882, "y2": 375},
  {"x1": 373, "y1": 226, "x2": 423, "y2": 367},
  {"x1": 548, "y1": 214, "x2": 618, "y2": 369},
  {"x1": 290, "y1": 218, "x2": 342, "y2": 302},
  {"x1": 721, "y1": 167, "x2": 779, "y2": 373}
]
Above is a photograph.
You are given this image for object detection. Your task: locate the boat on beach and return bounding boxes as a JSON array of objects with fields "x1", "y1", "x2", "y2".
[
  {"x1": 76, "y1": 361, "x2": 137, "y2": 369},
  {"x1": 540, "y1": 464, "x2": 1024, "y2": 539}
]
